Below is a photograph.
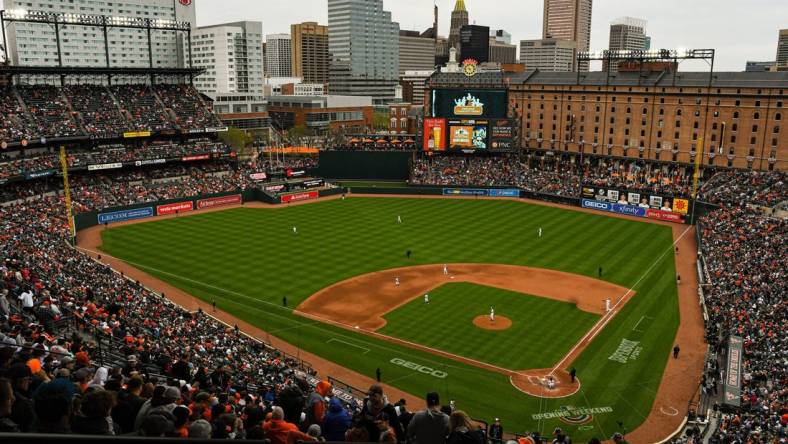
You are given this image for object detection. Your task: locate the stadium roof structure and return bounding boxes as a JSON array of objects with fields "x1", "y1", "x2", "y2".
[
  {"x1": 0, "y1": 65, "x2": 205, "y2": 77},
  {"x1": 506, "y1": 69, "x2": 788, "y2": 89},
  {"x1": 428, "y1": 71, "x2": 506, "y2": 88}
]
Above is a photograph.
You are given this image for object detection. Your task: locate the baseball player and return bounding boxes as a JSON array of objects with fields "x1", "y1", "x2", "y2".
[
  {"x1": 538, "y1": 227, "x2": 542, "y2": 238},
  {"x1": 394, "y1": 276, "x2": 400, "y2": 287},
  {"x1": 489, "y1": 306, "x2": 495, "y2": 323},
  {"x1": 424, "y1": 294, "x2": 429, "y2": 304},
  {"x1": 293, "y1": 226, "x2": 298, "y2": 234},
  {"x1": 443, "y1": 264, "x2": 448, "y2": 275},
  {"x1": 397, "y1": 215, "x2": 402, "y2": 224}
]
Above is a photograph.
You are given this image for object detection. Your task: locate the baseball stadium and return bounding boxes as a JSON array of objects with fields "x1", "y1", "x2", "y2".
[{"x1": 0, "y1": 3, "x2": 786, "y2": 444}]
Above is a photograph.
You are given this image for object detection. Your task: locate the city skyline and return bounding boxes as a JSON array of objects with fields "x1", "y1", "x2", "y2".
[
  {"x1": 180, "y1": 0, "x2": 784, "y2": 72},
  {"x1": 0, "y1": 0, "x2": 785, "y2": 71}
]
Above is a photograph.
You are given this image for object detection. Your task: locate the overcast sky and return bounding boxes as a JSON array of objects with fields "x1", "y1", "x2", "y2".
[{"x1": 1, "y1": 0, "x2": 785, "y2": 71}]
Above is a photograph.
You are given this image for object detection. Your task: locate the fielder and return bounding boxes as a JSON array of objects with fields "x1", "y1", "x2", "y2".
[
  {"x1": 489, "y1": 306, "x2": 495, "y2": 323},
  {"x1": 397, "y1": 215, "x2": 402, "y2": 224},
  {"x1": 538, "y1": 227, "x2": 542, "y2": 238},
  {"x1": 443, "y1": 264, "x2": 448, "y2": 275},
  {"x1": 394, "y1": 276, "x2": 400, "y2": 287},
  {"x1": 424, "y1": 294, "x2": 429, "y2": 304},
  {"x1": 292, "y1": 226, "x2": 298, "y2": 234}
]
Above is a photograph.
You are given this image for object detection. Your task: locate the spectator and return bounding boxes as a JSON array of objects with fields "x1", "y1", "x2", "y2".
[
  {"x1": 322, "y1": 396, "x2": 352, "y2": 441},
  {"x1": 408, "y1": 392, "x2": 449, "y2": 444},
  {"x1": 32, "y1": 379, "x2": 76, "y2": 434},
  {"x1": 305, "y1": 380, "x2": 332, "y2": 427},
  {"x1": 0, "y1": 378, "x2": 20, "y2": 432},
  {"x1": 446, "y1": 410, "x2": 485, "y2": 444},
  {"x1": 72, "y1": 389, "x2": 119, "y2": 435},
  {"x1": 263, "y1": 406, "x2": 299, "y2": 444},
  {"x1": 8, "y1": 363, "x2": 35, "y2": 432},
  {"x1": 360, "y1": 384, "x2": 403, "y2": 442}
]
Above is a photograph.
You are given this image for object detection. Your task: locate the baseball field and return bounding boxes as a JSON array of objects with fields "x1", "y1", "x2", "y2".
[{"x1": 95, "y1": 196, "x2": 681, "y2": 441}]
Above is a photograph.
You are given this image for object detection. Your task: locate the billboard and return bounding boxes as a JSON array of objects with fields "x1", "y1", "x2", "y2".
[
  {"x1": 581, "y1": 199, "x2": 647, "y2": 217},
  {"x1": 490, "y1": 119, "x2": 514, "y2": 150},
  {"x1": 197, "y1": 194, "x2": 242, "y2": 210},
  {"x1": 431, "y1": 89, "x2": 508, "y2": 119},
  {"x1": 723, "y1": 336, "x2": 743, "y2": 407},
  {"x1": 156, "y1": 201, "x2": 194, "y2": 216},
  {"x1": 423, "y1": 118, "x2": 447, "y2": 151},
  {"x1": 442, "y1": 188, "x2": 519, "y2": 197},
  {"x1": 448, "y1": 119, "x2": 488, "y2": 149},
  {"x1": 582, "y1": 185, "x2": 689, "y2": 213},
  {"x1": 281, "y1": 191, "x2": 318, "y2": 203},
  {"x1": 97, "y1": 207, "x2": 154, "y2": 224}
]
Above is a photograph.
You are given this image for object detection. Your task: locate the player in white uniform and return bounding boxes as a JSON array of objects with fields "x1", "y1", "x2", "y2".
[
  {"x1": 394, "y1": 276, "x2": 400, "y2": 287},
  {"x1": 293, "y1": 226, "x2": 297, "y2": 234},
  {"x1": 443, "y1": 264, "x2": 448, "y2": 275},
  {"x1": 489, "y1": 306, "x2": 495, "y2": 323},
  {"x1": 538, "y1": 227, "x2": 542, "y2": 238},
  {"x1": 424, "y1": 294, "x2": 429, "y2": 304},
  {"x1": 397, "y1": 215, "x2": 402, "y2": 224}
]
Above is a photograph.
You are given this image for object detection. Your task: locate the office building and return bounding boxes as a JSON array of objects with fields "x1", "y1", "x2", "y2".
[
  {"x1": 436, "y1": 37, "x2": 450, "y2": 67},
  {"x1": 520, "y1": 39, "x2": 576, "y2": 71},
  {"x1": 460, "y1": 25, "x2": 490, "y2": 63},
  {"x1": 192, "y1": 21, "x2": 264, "y2": 99},
  {"x1": 448, "y1": 0, "x2": 469, "y2": 50},
  {"x1": 291, "y1": 22, "x2": 329, "y2": 85},
  {"x1": 267, "y1": 94, "x2": 374, "y2": 133},
  {"x1": 489, "y1": 39, "x2": 517, "y2": 64},
  {"x1": 399, "y1": 30, "x2": 436, "y2": 75},
  {"x1": 491, "y1": 29, "x2": 512, "y2": 45},
  {"x1": 266, "y1": 33, "x2": 292, "y2": 77},
  {"x1": 777, "y1": 29, "x2": 788, "y2": 67},
  {"x1": 542, "y1": 0, "x2": 593, "y2": 71},
  {"x1": 328, "y1": 0, "x2": 399, "y2": 104},
  {"x1": 4, "y1": 0, "x2": 194, "y2": 67},
  {"x1": 606, "y1": 17, "x2": 648, "y2": 72},
  {"x1": 746, "y1": 61, "x2": 776, "y2": 72},
  {"x1": 400, "y1": 70, "x2": 433, "y2": 105}
]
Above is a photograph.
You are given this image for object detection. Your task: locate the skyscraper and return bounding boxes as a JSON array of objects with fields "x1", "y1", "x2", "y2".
[
  {"x1": 266, "y1": 34, "x2": 293, "y2": 78},
  {"x1": 399, "y1": 31, "x2": 436, "y2": 75},
  {"x1": 606, "y1": 17, "x2": 648, "y2": 72},
  {"x1": 449, "y1": 0, "x2": 469, "y2": 51},
  {"x1": 777, "y1": 29, "x2": 788, "y2": 67},
  {"x1": 542, "y1": 0, "x2": 593, "y2": 71},
  {"x1": 291, "y1": 22, "x2": 329, "y2": 85},
  {"x1": 520, "y1": 39, "x2": 577, "y2": 72},
  {"x1": 460, "y1": 25, "x2": 489, "y2": 63},
  {"x1": 327, "y1": 0, "x2": 400, "y2": 103}
]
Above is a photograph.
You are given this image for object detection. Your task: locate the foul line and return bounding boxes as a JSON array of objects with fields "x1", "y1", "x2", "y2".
[
  {"x1": 327, "y1": 338, "x2": 370, "y2": 354},
  {"x1": 550, "y1": 225, "x2": 693, "y2": 375}
]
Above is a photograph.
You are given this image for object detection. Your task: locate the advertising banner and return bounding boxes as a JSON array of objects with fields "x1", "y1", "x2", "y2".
[
  {"x1": 281, "y1": 191, "x2": 318, "y2": 203},
  {"x1": 205, "y1": 127, "x2": 229, "y2": 133},
  {"x1": 490, "y1": 119, "x2": 514, "y2": 149},
  {"x1": 647, "y1": 209, "x2": 685, "y2": 223},
  {"x1": 25, "y1": 169, "x2": 56, "y2": 180},
  {"x1": 135, "y1": 159, "x2": 166, "y2": 167},
  {"x1": 448, "y1": 119, "x2": 488, "y2": 149},
  {"x1": 423, "y1": 118, "x2": 447, "y2": 151},
  {"x1": 488, "y1": 189, "x2": 520, "y2": 197},
  {"x1": 581, "y1": 199, "x2": 647, "y2": 217},
  {"x1": 88, "y1": 163, "x2": 123, "y2": 171},
  {"x1": 431, "y1": 89, "x2": 508, "y2": 119},
  {"x1": 249, "y1": 172, "x2": 268, "y2": 181},
  {"x1": 156, "y1": 201, "x2": 194, "y2": 216},
  {"x1": 182, "y1": 154, "x2": 211, "y2": 162},
  {"x1": 672, "y1": 198, "x2": 690, "y2": 215},
  {"x1": 286, "y1": 169, "x2": 306, "y2": 178},
  {"x1": 197, "y1": 194, "x2": 241, "y2": 210},
  {"x1": 442, "y1": 188, "x2": 488, "y2": 196},
  {"x1": 97, "y1": 207, "x2": 154, "y2": 224},
  {"x1": 723, "y1": 336, "x2": 743, "y2": 407},
  {"x1": 302, "y1": 179, "x2": 325, "y2": 188},
  {"x1": 265, "y1": 184, "x2": 287, "y2": 193},
  {"x1": 123, "y1": 131, "x2": 151, "y2": 138}
]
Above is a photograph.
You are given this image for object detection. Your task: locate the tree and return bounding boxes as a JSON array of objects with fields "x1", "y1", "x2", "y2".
[
  {"x1": 219, "y1": 127, "x2": 253, "y2": 151},
  {"x1": 373, "y1": 111, "x2": 390, "y2": 132}
]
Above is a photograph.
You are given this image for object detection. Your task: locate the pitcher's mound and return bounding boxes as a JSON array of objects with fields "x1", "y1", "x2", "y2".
[{"x1": 473, "y1": 315, "x2": 512, "y2": 330}]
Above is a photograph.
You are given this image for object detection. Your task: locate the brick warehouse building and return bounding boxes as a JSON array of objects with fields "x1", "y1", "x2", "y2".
[{"x1": 426, "y1": 68, "x2": 787, "y2": 170}]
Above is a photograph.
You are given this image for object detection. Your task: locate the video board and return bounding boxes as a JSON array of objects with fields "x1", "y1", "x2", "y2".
[
  {"x1": 448, "y1": 119, "x2": 489, "y2": 149},
  {"x1": 430, "y1": 89, "x2": 508, "y2": 119}
]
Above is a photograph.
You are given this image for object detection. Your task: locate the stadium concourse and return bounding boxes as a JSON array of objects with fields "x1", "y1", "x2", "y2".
[{"x1": 0, "y1": 86, "x2": 785, "y2": 444}]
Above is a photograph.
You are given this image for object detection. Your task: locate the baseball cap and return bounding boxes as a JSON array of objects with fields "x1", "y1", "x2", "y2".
[
  {"x1": 163, "y1": 386, "x2": 181, "y2": 401},
  {"x1": 74, "y1": 367, "x2": 94, "y2": 381},
  {"x1": 426, "y1": 392, "x2": 440, "y2": 406}
]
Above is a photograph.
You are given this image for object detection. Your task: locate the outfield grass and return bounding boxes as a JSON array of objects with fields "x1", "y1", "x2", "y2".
[
  {"x1": 380, "y1": 282, "x2": 599, "y2": 370},
  {"x1": 98, "y1": 197, "x2": 679, "y2": 440}
]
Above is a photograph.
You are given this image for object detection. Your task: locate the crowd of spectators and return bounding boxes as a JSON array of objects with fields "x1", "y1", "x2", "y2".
[
  {"x1": 16, "y1": 86, "x2": 82, "y2": 140},
  {"x1": 63, "y1": 86, "x2": 132, "y2": 139},
  {"x1": 699, "y1": 170, "x2": 787, "y2": 208},
  {"x1": 0, "y1": 84, "x2": 223, "y2": 144},
  {"x1": 155, "y1": 85, "x2": 222, "y2": 131},
  {"x1": 0, "y1": 141, "x2": 232, "y2": 180},
  {"x1": 411, "y1": 155, "x2": 702, "y2": 200}
]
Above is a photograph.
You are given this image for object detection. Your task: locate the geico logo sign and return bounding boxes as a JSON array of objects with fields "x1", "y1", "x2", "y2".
[
  {"x1": 390, "y1": 358, "x2": 447, "y2": 378},
  {"x1": 583, "y1": 200, "x2": 609, "y2": 210}
]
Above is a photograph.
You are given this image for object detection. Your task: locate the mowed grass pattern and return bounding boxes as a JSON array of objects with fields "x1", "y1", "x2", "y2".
[
  {"x1": 99, "y1": 197, "x2": 679, "y2": 440},
  {"x1": 380, "y1": 282, "x2": 599, "y2": 369}
]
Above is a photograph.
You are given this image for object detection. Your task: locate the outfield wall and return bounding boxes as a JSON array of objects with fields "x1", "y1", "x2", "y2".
[{"x1": 318, "y1": 151, "x2": 413, "y2": 180}]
